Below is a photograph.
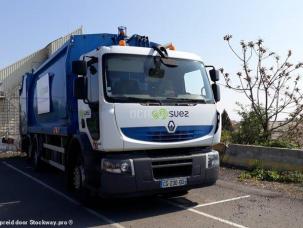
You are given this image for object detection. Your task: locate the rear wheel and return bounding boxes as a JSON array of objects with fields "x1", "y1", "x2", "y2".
[
  {"x1": 26, "y1": 137, "x2": 33, "y2": 162},
  {"x1": 31, "y1": 135, "x2": 43, "y2": 171},
  {"x1": 21, "y1": 136, "x2": 30, "y2": 156}
]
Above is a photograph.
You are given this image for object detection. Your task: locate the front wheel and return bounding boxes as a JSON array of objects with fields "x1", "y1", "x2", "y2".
[
  {"x1": 72, "y1": 155, "x2": 95, "y2": 206},
  {"x1": 73, "y1": 157, "x2": 85, "y2": 192}
]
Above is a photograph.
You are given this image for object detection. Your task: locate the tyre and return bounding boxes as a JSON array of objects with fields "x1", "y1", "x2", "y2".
[
  {"x1": 72, "y1": 155, "x2": 95, "y2": 206},
  {"x1": 21, "y1": 136, "x2": 30, "y2": 156},
  {"x1": 204, "y1": 179, "x2": 217, "y2": 186},
  {"x1": 31, "y1": 135, "x2": 43, "y2": 171},
  {"x1": 26, "y1": 137, "x2": 34, "y2": 163}
]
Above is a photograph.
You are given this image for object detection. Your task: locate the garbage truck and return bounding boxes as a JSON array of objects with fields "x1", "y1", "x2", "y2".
[{"x1": 20, "y1": 27, "x2": 221, "y2": 199}]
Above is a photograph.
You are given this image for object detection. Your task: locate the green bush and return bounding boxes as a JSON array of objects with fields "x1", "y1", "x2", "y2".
[
  {"x1": 221, "y1": 105, "x2": 300, "y2": 149},
  {"x1": 230, "y1": 107, "x2": 266, "y2": 145},
  {"x1": 239, "y1": 172, "x2": 252, "y2": 181},
  {"x1": 260, "y1": 139, "x2": 299, "y2": 149},
  {"x1": 223, "y1": 132, "x2": 299, "y2": 148},
  {"x1": 221, "y1": 130, "x2": 232, "y2": 144},
  {"x1": 239, "y1": 168, "x2": 303, "y2": 183}
]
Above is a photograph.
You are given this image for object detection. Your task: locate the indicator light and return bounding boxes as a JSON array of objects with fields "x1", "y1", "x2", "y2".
[{"x1": 119, "y1": 40, "x2": 126, "y2": 46}]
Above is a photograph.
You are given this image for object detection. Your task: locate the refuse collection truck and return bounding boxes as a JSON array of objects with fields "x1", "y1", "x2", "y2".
[{"x1": 20, "y1": 27, "x2": 221, "y2": 199}]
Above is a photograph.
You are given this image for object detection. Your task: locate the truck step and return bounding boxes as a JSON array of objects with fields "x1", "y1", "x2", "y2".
[
  {"x1": 43, "y1": 143, "x2": 65, "y2": 154},
  {"x1": 41, "y1": 157, "x2": 65, "y2": 171}
]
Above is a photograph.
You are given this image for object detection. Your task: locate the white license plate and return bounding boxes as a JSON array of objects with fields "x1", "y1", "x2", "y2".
[{"x1": 160, "y1": 177, "x2": 187, "y2": 188}]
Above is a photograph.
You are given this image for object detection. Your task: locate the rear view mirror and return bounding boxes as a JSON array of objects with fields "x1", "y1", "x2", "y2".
[
  {"x1": 72, "y1": 60, "x2": 87, "y2": 76},
  {"x1": 149, "y1": 68, "x2": 165, "y2": 78},
  {"x1": 74, "y1": 77, "x2": 87, "y2": 100},
  {"x1": 209, "y1": 69, "x2": 220, "y2": 82},
  {"x1": 212, "y1": 84, "x2": 220, "y2": 102}
]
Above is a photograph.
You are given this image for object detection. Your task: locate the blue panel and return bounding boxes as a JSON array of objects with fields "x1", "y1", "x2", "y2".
[
  {"x1": 121, "y1": 125, "x2": 213, "y2": 142},
  {"x1": 24, "y1": 32, "x2": 161, "y2": 136}
]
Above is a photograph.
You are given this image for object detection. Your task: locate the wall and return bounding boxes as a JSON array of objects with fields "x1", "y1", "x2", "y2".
[{"x1": 219, "y1": 144, "x2": 303, "y2": 171}]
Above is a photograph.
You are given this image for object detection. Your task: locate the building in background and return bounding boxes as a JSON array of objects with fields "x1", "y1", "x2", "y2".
[{"x1": 0, "y1": 27, "x2": 83, "y2": 145}]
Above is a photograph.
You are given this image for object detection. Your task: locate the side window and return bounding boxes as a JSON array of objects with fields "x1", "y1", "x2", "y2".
[
  {"x1": 184, "y1": 69, "x2": 206, "y2": 96},
  {"x1": 87, "y1": 63, "x2": 99, "y2": 103},
  {"x1": 86, "y1": 62, "x2": 100, "y2": 140}
]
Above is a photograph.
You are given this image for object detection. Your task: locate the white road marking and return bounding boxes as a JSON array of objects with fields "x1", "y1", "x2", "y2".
[
  {"x1": 163, "y1": 199, "x2": 249, "y2": 228},
  {"x1": 194, "y1": 195, "x2": 251, "y2": 208},
  {"x1": 2, "y1": 161, "x2": 124, "y2": 228},
  {"x1": 0, "y1": 201, "x2": 21, "y2": 206}
]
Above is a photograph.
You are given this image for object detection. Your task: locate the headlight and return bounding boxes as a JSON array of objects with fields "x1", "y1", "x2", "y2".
[
  {"x1": 101, "y1": 159, "x2": 134, "y2": 175},
  {"x1": 207, "y1": 152, "x2": 220, "y2": 168}
]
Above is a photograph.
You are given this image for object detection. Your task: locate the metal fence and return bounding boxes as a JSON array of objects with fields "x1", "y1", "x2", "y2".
[
  {"x1": 0, "y1": 28, "x2": 83, "y2": 147},
  {"x1": 0, "y1": 90, "x2": 19, "y2": 138}
]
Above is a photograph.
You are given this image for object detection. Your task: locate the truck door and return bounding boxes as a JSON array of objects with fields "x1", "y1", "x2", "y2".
[{"x1": 86, "y1": 62, "x2": 100, "y2": 140}]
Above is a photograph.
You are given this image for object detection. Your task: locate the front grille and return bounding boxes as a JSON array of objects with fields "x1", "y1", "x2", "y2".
[
  {"x1": 152, "y1": 158, "x2": 192, "y2": 179},
  {"x1": 121, "y1": 125, "x2": 213, "y2": 142}
]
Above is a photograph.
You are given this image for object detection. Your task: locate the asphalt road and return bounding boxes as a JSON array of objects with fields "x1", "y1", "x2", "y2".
[{"x1": 0, "y1": 157, "x2": 302, "y2": 228}]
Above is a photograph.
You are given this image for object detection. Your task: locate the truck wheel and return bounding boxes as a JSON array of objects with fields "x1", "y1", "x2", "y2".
[
  {"x1": 73, "y1": 156, "x2": 85, "y2": 191},
  {"x1": 204, "y1": 179, "x2": 217, "y2": 186},
  {"x1": 21, "y1": 136, "x2": 30, "y2": 156},
  {"x1": 72, "y1": 155, "x2": 94, "y2": 206},
  {"x1": 32, "y1": 136, "x2": 43, "y2": 171},
  {"x1": 26, "y1": 137, "x2": 34, "y2": 162}
]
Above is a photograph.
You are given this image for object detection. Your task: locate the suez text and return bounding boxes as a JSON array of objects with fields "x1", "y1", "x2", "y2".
[
  {"x1": 130, "y1": 110, "x2": 190, "y2": 119},
  {"x1": 169, "y1": 111, "x2": 189, "y2": 118}
]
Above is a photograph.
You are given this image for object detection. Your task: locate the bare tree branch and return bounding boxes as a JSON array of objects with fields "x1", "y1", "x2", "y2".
[{"x1": 222, "y1": 35, "x2": 303, "y2": 142}]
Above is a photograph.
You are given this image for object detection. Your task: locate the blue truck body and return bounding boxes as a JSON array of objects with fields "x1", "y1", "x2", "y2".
[{"x1": 20, "y1": 33, "x2": 154, "y2": 136}]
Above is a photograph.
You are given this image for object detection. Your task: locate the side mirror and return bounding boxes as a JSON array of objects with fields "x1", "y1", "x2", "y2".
[
  {"x1": 212, "y1": 84, "x2": 220, "y2": 102},
  {"x1": 74, "y1": 77, "x2": 87, "y2": 100},
  {"x1": 72, "y1": 60, "x2": 87, "y2": 76},
  {"x1": 209, "y1": 69, "x2": 220, "y2": 82}
]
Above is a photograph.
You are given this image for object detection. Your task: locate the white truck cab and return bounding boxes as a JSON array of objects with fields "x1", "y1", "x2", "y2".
[{"x1": 74, "y1": 45, "x2": 221, "y2": 196}]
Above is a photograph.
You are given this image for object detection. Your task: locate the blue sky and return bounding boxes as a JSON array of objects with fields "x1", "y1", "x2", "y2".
[{"x1": 1, "y1": 0, "x2": 303, "y2": 120}]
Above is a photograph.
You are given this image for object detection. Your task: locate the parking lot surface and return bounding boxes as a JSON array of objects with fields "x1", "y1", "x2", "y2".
[{"x1": 0, "y1": 157, "x2": 302, "y2": 228}]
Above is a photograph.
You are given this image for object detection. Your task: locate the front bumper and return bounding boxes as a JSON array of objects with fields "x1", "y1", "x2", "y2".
[{"x1": 97, "y1": 148, "x2": 219, "y2": 197}]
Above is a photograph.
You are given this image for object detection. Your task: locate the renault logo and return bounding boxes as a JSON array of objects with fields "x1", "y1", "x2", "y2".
[{"x1": 167, "y1": 120, "x2": 176, "y2": 133}]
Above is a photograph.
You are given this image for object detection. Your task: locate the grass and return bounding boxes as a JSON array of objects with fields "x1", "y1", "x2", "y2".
[{"x1": 239, "y1": 168, "x2": 303, "y2": 183}]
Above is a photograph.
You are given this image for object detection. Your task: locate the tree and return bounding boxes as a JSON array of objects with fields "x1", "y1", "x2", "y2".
[
  {"x1": 220, "y1": 35, "x2": 303, "y2": 141},
  {"x1": 222, "y1": 109, "x2": 234, "y2": 131},
  {"x1": 231, "y1": 105, "x2": 264, "y2": 144}
]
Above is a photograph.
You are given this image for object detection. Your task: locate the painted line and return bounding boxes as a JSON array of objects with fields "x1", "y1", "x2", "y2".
[
  {"x1": 163, "y1": 199, "x2": 248, "y2": 228},
  {"x1": 2, "y1": 161, "x2": 124, "y2": 228},
  {"x1": 0, "y1": 201, "x2": 21, "y2": 206},
  {"x1": 194, "y1": 195, "x2": 250, "y2": 208}
]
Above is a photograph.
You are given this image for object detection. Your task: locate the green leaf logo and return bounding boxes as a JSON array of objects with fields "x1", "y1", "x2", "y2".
[{"x1": 152, "y1": 108, "x2": 169, "y2": 120}]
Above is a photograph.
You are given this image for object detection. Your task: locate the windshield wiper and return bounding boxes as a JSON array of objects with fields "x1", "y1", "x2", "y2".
[{"x1": 163, "y1": 97, "x2": 206, "y2": 104}]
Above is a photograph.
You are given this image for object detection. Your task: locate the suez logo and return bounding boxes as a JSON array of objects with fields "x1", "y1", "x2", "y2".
[
  {"x1": 152, "y1": 108, "x2": 189, "y2": 119},
  {"x1": 129, "y1": 108, "x2": 189, "y2": 120}
]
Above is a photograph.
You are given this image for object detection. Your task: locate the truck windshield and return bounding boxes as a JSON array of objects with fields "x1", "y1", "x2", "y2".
[{"x1": 103, "y1": 54, "x2": 214, "y2": 104}]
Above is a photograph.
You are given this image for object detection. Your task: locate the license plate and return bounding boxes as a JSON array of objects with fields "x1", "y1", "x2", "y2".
[{"x1": 160, "y1": 177, "x2": 187, "y2": 188}]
